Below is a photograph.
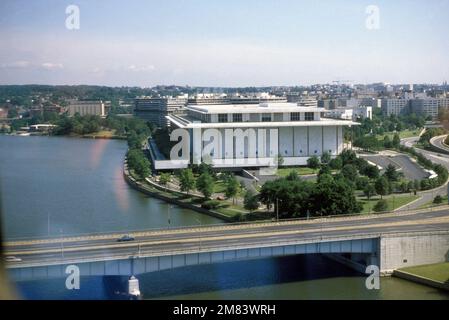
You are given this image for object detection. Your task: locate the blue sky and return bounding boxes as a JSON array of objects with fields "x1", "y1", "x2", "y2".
[{"x1": 0, "y1": 0, "x2": 448, "y2": 86}]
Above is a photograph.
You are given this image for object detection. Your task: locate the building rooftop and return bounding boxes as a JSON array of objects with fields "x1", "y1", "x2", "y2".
[
  {"x1": 167, "y1": 114, "x2": 359, "y2": 129},
  {"x1": 185, "y1": 102, "x2": 325, "y2": 114}
]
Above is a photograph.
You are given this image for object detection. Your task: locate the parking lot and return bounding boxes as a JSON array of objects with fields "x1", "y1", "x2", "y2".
[{"x1": 360, "y1": 154, "x2": 429, "y2": 181}]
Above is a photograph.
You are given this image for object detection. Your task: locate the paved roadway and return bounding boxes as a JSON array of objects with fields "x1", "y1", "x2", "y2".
[
  {"x1": 429, "y1": 135, "x2": 449, "y2": 154},
  {"x1": 5, "y1": 206, "x2": 449, "y2": 268},
  {"x1": 400, "y1": 136, "x2": 449, "y2": 209}
]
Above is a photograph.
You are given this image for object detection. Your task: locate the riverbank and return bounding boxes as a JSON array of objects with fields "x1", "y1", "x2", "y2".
[
  {"x1": 393, "y1": 262, "x2": 449, "y2": 291},
  {"x1": 123, "y1": 159, "x2": 236, "y2": 222}
]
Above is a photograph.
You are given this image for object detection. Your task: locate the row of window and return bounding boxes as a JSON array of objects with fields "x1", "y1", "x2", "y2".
[{"x1": 217, "y1": 112, "x2": 315, "y2": 123}]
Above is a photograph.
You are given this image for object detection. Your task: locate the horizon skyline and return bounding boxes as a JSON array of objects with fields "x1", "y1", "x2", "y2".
[{"x1": 1, "y1": 0, "x2": 448, "y2": 87}]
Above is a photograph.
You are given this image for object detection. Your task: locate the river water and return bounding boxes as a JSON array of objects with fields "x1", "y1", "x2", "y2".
[{"x1": 1, "y1": 135, "x2": 448, "y2": 300}]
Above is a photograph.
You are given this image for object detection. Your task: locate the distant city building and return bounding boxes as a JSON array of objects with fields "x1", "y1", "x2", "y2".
[
  {"x1": 67, "y1": 100, "x2": 107, "y2": 117},
  {"x1": 318, "y1": 99, "x2": 338, "y2": 110},
  {"x1": 297, "y1": 96, "x2": 318, "y2": 108},
  {"x1": 325, "y1": 106, "x2": 372, "y2": 121},
  {"x1": 189, "y1": 93, "x2": 286, "y2": 105},
  {"x1": 381, "y1": 98, "x2": 410, "y2": 116},
  {"x1": 134, "y1": 96, "x2": 188, "y2": 128},
  {"x1": 0, "y1": 107, "x2": 8, "y2": 119},
  {"x1": 410, "y1": 98, "x2": 449, "y2": 120}
]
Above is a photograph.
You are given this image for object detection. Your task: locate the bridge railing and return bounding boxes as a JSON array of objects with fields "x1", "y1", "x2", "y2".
[
  {"x1": 7, "y1": 229, "x2": 449, "y2": 269},
  {"x1": 5, "y1": 204, "x2": 449, "y2": 243}
]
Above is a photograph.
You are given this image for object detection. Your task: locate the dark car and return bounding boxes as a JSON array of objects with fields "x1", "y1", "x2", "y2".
[{"x1": 117, "y1": 234, "x2": 135, "y2": 242}]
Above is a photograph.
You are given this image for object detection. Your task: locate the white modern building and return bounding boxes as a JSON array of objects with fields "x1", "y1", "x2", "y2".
[
  {"x1": 157, "y1": 102, "x2": 358, "y2": 169},
  {"x1": 325, "y1": 106, "x2": 372, "y2": 121}
]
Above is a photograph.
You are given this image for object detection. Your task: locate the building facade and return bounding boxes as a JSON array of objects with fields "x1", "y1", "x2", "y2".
[
  {"x1": 410, "y1": 98, "x2": 449, "y2": 120},
  {"x1": 381, "y1": 99, "x2": 410, "y2": 116},
  {"x1": 134, "y1": 96, "x2": 188, "y2": 128},
  {"x1": 67, "y1": 100, "x2": 106, "y2": 117},
  {"x1": 162, "y1": 102, "x2": 358, "y2": 169}
]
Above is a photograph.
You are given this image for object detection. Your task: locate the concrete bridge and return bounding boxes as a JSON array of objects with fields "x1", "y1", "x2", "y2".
[{"x1": 5, "y1": 207, "x2": 449, "y2": 281}]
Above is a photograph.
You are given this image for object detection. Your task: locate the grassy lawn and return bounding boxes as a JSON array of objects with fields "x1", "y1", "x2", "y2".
[
  {"x1": 276, "y1": 167, "x2": 318, "y2": 177},
  {"x1": 83, "y1": 129, "x2": 117, "y2": 138},
  {"x1": 419, "y1": 195, "x2": 448, "y2": 209},
  {"x1": 374, "y1": 129, "x2": 420, "y2": 141},
  {"x1": 398, "y1": 262, "x2": 449, "y2": 283},
  {"x1": 213, "y1": 180, "x2": 227, "y2": 193},
  {"x1": 358, "y1": 194, "x2": 420, "y2": 213}
]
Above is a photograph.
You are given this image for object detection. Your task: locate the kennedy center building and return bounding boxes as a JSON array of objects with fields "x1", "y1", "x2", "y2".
[{"x1": 165, "y1": 102, "x2": 359, "y2": 168}]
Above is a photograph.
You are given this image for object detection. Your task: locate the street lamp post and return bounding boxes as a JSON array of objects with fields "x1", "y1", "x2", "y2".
[
  {"x1": 167, "y1": 205, "x2": 172, "y2": 229},
  {"x1": 60, "y1": 229, "x2": 64, "y2": 259},
  {"x1": 276, "y1": 198, "x2": 279, "y2": 222},
  {"x1": 320, "y1": 212, "x2": 323, "y2": 240},
  {"x1": 195, "y1": 218, "x2": 202, "y2": 251}
]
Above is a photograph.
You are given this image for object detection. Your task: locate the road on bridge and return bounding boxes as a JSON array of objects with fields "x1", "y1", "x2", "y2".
[{"x1": 5, "y1": 206, "x2": 449, "y2": 268}]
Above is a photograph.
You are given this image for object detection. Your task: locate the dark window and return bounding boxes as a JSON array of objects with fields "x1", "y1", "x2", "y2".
[
  {"x1": 290, "y1": 112, "x2": 301, "y2": 121},
  {"x1": 218, "y1": 114, "x2": 228, "y2": 123},
  {"x1": 305, "y1": 112, "x2": 314, "y2": 121},
  {"x1": 232, "y1": 113, "x2": 242, "y2": 122},
  {"x1": 261, "y1": 114, "x2": 272, "y2": 122}
]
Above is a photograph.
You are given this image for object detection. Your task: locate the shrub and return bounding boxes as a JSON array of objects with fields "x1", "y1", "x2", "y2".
[
  {"x1": 433, "y1": 195, "x2": 443, "y2": 204},
  {"x1": 373, "y1": 199, "x2": 389, "y2": 212},
  {"x1": 201, "y1": 199, "x2": 221, "y2": 209}
]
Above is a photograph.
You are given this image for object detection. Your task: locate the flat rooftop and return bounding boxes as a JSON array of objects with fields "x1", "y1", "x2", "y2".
[
  {"x1": 167, "y1": 114, "x2": 360, "y2": 129},
  {"x1": 185, "y1": 103, "x2": 324, "y2": 114}
]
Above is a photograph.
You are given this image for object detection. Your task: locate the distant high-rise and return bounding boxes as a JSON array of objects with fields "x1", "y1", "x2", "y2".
[{"x1": 134, "y1": 96, "x2": 187, "y2": 128}]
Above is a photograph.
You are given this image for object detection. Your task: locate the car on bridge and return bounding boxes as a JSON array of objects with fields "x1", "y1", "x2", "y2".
[
  {"x1": 117, "y1": 234, "x2": 135, "y2": 242},
  {"x1": 4, "y1": 256, "x2": 22, "y2": 262}
]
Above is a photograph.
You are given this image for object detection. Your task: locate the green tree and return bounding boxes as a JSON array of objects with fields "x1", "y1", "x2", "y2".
[
  {"x1": 360, "y1": 164, "x2": 380, "y2": 179},
  {"x1": 178, "y1": 169, "x2": 195, "y2": 195},
  {"x1": 383, "y1": 135, "x2": 392, "y2": 148},
  {"x1": 243, "y1": 190, "x2": 259, "y2": 213},
  {"x1": 309, "y1": 175, "x2": 362, "y2": 216},
  {"x1": 196, "y1": 172, "x2": 214, "y2": 199},
  {"x1": 320, "y1": 151, "x2": 331, "y2": 164},
  {"x1": 375, "y1": 176, "x2": 390, "y2": 199},
  {"x1": 340, "y1": 149, "x2": 357, "y2": 166},
  {"x1": 356, "y1": 176, "x2": 370, "y2": 190},
  {"x1": 414, "y1": 179, "x2": 420, "y2": 191},
  {"x1": 307, "y1": 155, "x2": 320, "y2": 169},
  {"x1": 225, "y1": 175, "x2": 240, "y2": 204},
  {"x1": 384, "y1": 164, "x2": 400, "y2": 182},
  {"x1": 392, "y1": 133, "x2": 401, "y2": 148},
  {"x1": 159, "y1": 173, "x2": 171, "y2": 191},
  {"x1": 341, "y1": 164, "x2": 358, "y2": 182},
  {"x1": 363, "y1": 183, "x2": 377, "y2": 200},
  {"x1": 329, "y1": 157, "x2": 343, "y2": 170}
]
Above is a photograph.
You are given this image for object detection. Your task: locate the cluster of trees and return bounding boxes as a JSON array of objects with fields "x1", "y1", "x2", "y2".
[
  {"x1": 259, "y1": 170, "x2": 362, "y2": 218},
  {"x1": 177, "y1": 163, "x2": 244, "y2": 202},
  {"x1": 52, "y1": 114, "x2": 153, "y2": 138},
  {"x1": 353, "y1": 133, "x2": 401, "y2": 151},
  {"x1": 174, "y1": 163, "x2": 259, "y2": 213},
  {"x1": 127, "y1": 149, "x2": 151, "y2": 179},
  {"x1": 351, "y1": 112, "x2": 426, "y2": 139}
]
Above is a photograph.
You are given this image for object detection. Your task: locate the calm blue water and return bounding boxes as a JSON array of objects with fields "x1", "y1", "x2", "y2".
[{"x1": 2, "y1": 135, "x2": 448, "y2": 300}]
